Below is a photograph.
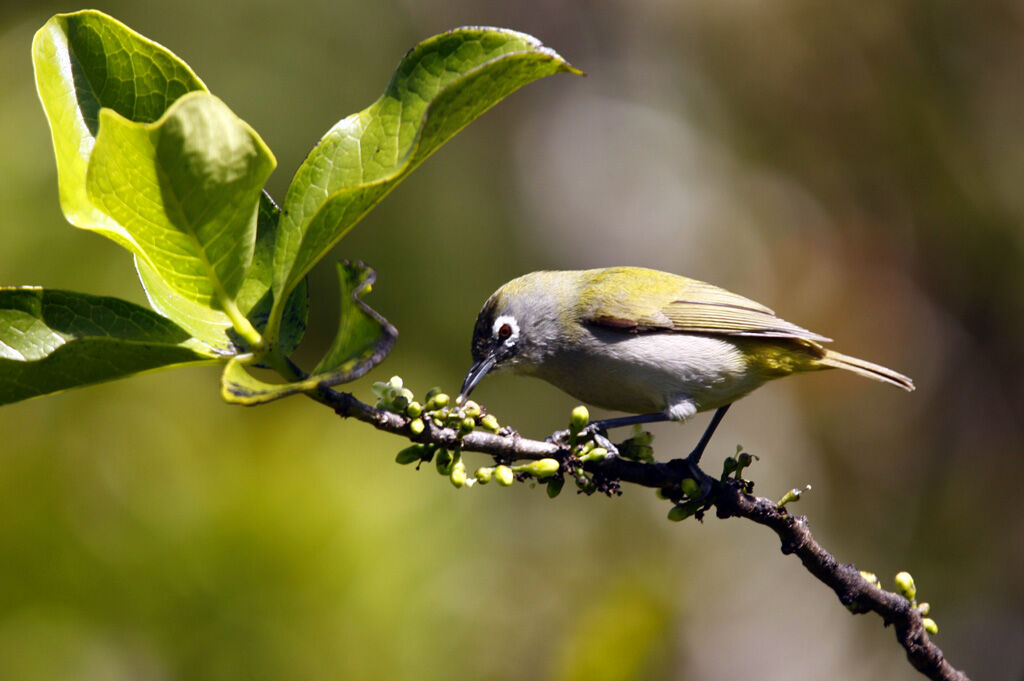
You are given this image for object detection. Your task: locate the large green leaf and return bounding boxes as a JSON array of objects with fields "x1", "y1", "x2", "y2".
[
  {"x1": 0, "y1": 288, "x2": 218, "y2": 405},
  {"x1": 32, "y1": 9, "x2": 208, "y2": 252},
  {"x1": 32, "y1": 10, "x2": 306, "y2": 352},
  {"x1": 86, "y1": 91, "x2": 276, "y2": 344},
  {"x1": 269, "y1": 28, "x2": 582, "y2": 325},
  {"x1": 222, "y1": 262, "x2": 394, "y2": 405}
]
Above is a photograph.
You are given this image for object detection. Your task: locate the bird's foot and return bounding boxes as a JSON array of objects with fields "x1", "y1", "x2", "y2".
[
  {"x1": 546, "y1": 423, "x2": 619, "y2": 458},
  {"x1": 667, "y1": 456, "x2": 715, "y2": 502}
]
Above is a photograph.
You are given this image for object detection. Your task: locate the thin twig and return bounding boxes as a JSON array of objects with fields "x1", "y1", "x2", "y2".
[{"x1": 321, "y1": 388, "x2": 970, "y2": 681}]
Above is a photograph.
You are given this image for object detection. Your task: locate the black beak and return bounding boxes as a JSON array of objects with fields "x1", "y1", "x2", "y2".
[{"x1": 458, "y1": 353, "x2": 497, "y2": 403}]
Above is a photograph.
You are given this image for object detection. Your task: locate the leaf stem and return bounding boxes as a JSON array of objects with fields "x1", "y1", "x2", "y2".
[
  {"x1": 262, "y1": 288, "x2": 287, "y2": 352},
  {"x1": 221, "y1": 296, "x2": 264, "y2": 350}
]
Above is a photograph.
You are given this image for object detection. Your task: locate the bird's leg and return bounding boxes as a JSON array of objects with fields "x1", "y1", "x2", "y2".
[
  {"x1": 548, "y1": 405, "x2": 731, "y2": 465},
  {"x1": 684, "y1": 404, "x2": 731, "y2": 466},
  {"x1": 662, "y1": 405, "x2": 732, "y2": 502},
  {"x1": 588, "y1": 413, "x2": 671, "y2": 431},
  {"x1": 547, "y1": 413, "x2": 668, "y2": 454}
]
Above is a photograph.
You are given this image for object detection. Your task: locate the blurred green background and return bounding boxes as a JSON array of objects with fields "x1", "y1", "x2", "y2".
[{"x1": 2, "y1": 1, "x2": 1022, "y2": 680}]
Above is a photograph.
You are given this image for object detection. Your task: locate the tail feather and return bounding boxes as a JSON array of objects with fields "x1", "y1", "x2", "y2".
[{"x1": 818, "y1": 349, "x2": 915, "y2": 392}]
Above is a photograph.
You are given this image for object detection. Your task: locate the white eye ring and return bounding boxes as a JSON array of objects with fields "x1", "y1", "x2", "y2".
[{"x1": 492, "y1": 315, "x2": 519, "y2": 346}]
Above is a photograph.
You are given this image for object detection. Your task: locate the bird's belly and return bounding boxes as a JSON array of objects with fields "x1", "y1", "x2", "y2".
[{"x1": 538, "y1": 333, "x2": 762, "y2": 416}]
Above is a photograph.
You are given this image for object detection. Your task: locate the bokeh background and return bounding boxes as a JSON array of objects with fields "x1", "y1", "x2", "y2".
[{"x1": 2, "y1": 1, "x2": 1022, "y2": 680}]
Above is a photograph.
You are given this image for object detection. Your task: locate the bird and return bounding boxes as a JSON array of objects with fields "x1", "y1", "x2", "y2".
[{"x1": 458, "y1": 266, "x2": 914, "y2": 461}]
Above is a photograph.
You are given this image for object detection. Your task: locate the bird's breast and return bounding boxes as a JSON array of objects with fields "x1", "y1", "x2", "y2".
[{"x1": 533, "y1": 331, "x2": 762, "y2": 416}]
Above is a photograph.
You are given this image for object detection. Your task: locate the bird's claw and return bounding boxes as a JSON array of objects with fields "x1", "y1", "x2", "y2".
[
  {"x1": 546, "y1": 424, "x2": 619, "y2": 457},
  {"x1": 668, "y1": 456, "x2": 715, "y2": 501}
]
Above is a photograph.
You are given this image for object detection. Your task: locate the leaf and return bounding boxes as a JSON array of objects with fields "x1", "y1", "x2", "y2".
[
  {"x1": 270, "y1": 27, "x2": 582, "y2": 307},
  {"x1": 33, "y1": 10, "x2": 302, "y2": 351},
  {"x1": 235, "y1": 194, "x2": 309, "y2": 356},
  {"x1": 313, "y1": 261, "x2": 396, "y2": 376},
  {"x1": 133, "y1": 193, "x2": 308, "y2": 354},
  {"x1": 0, "y1": 288, "x2": 218, "y2": 405},
  {"x1": 221, "y1": 262, "x2": 395, "y2": 405},
  {"x1": 86, "y1": 91, "x2": 276, "y2": 338},
  {"x1": 32, "y1": 9, "x2": 208, "y2": 250}
]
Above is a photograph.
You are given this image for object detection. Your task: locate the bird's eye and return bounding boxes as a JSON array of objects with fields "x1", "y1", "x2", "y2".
[{"x1": 497, "y1": 323, "x2": 512, "y2": 340}]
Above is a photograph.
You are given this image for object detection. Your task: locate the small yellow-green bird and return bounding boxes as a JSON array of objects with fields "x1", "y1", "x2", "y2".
[{"x1": 458, "y1": 266, "x2": 914, "y2": 457}]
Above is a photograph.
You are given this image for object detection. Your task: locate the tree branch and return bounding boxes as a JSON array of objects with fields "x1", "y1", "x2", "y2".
[{"x1": 322, "y1": 388, "x2": 969, "y2": 681}]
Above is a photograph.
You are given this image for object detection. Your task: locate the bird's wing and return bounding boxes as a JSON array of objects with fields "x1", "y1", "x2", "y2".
[{"x1": 579, "y1": 267, "x2": 832, "y2": 342}]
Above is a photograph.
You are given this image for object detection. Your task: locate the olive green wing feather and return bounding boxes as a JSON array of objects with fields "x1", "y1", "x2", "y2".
[{"x1": 578, "y1": 267, "x2": 831, "y2": 342}]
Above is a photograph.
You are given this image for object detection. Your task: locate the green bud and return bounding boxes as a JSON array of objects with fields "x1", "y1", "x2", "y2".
[
  {"x1": 391, "y1": 394, "x2": 410, "y2": 412},
  {"x1": 569, "y1": 405, "x2": 590, "y2": 432},
  {"x1": 578, "y1": 447, "x2": 609, "y2": 463},
  {"x1": 395, "y1": 444, "x2": 426, "y2": 465},
  {"x1": 480, "y1": 414, "x2": 500, "y2": 433},
  {"x1": 450, "y1": 460, "x2": 468, "y2": 488},
  {"x1": 408, "y1": 418, "x2": 425, "y2": 436},
  {"x1": 435, "y1": 449, "x2": 455, "y2": 475},
  {"x1": 680, "y1": 478, "x2": 701, "y2": 498},
  {"x1": 424, "y1": 386, "x2": 443, "y2": 401},
  {"x1": 459, "y1": 417, "x2": 476, "y2": 435},
  {"x1": 776, "y1": 488, "x2": 802, "y2": 507},
  {"x1": 406, "y1": 401, "x2": 423, "y2": 418},
  {"x1": 475, "y1": 467, "x2": 494, "y2": 484},
  {"x1": 722, "y1": 457, "x2": 738, "y2": 475},
  {"x1": 922, "y1": 617, "x2": 938, "y2": 635},
  {"x1": 859, "y1": 571, "x2": 881, "y2": 588},
  {"x1": 574, "y1": 473, "x2": 596, "y2": 494},
  {"x1": 546, "y1": 476, "x2": 565, "y2": 498},
  {"x1": 495, "y1": 465, "x2": 514, "y2": 486},
  {"x1": 388, "y1": 375, "x2": 404, "y2": 389},
  {"x1": 432, "y1": 393, "x2": 450, "y2": 408},
  {"x1": 894, "y1": 572, "x2": 917, "y2": 601},
  {"x1": 916, "y1": 602, "x2": 930, "y2": 617},
  {"x1": 462, "y1": 400, "x2": 482, "y2": 418},
  {"x1": 668, "y1": 503, "x2": 697, "y2": 522},
  {"x1": 521, "y1": 458, "x2": 560, "y2": 478},
  {"x1": 371, "y1": 381, "x2": 389, "y2": 398}
]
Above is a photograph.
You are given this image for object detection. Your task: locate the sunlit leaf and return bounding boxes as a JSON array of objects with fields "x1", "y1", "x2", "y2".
[
  {"x1": 0, "y1": 288, "x2": 218, "y2": 405},
  {"x1": 32, "y1": 9, "x2": 207, "y2": 252},
  {"x1": 86, "y1": 92, "x2": 275, "y2": 345},
  {"x1": 33, "y1": 10, "x2": 304, "y2": 351},
  {"x1": 271, "y1": 27, "x2": 582, "y2": 308}
]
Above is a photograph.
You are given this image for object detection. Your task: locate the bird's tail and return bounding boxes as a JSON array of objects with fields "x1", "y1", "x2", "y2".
[{"x1": 818, "y1": 349, "x2": 915, "y2": 392}]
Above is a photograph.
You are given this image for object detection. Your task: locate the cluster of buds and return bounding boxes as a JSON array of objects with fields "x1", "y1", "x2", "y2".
[
  {"x1": 382, "y1": 377, "x2": 565, "y2": 492},
  {"x1": 722, "y1": 445, "x2": 757, "y2": 485},
  {"x1": 372, "y1": 376, "x2": 501, "y2": 439},
  {"x1": 561, "y1": 406, "x2": 611, "y2": 496},
  {"x1": 566, "y1": 406, "x2": 614, "y2": 462},
  {"x1": 859, "y1": 570, "x2": 939, "y2": 635},
  {"x1": 394, "y1": 443, "x2": 472, "y2": 488},
  {"x1": 894, "y1": 571, "x2": 939, "y2": 635}
]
